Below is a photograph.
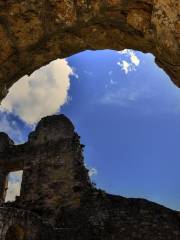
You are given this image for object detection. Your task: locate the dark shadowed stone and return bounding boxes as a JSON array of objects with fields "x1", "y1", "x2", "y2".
[
  {"x1": 28, "y1": 114, "x2": 75, "y2": 145},
  {"x1": 0, "y1": 133, "x2": 14, "y2": 152}
]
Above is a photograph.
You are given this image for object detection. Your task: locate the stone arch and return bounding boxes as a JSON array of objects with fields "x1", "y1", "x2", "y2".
[
  {"x1": 0, "y1": 0, "x2": 179, "y2": 102},
  {"x1": 5, "y1": 224, "x2": 27, "y2": 240}
]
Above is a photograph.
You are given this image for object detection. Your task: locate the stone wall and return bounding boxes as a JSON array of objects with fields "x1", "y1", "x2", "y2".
[
  {"x1": 0, "y1": 133, "x2": 17, "y2": 204},
  {"x1": 0, "y1": 207, "x2": 56, "y2": 240},
  {"x1": 20, "y1": 116, "x2": 91, "y2": 220},
  {"x1": 0, "y1": 115, "x2": 91, "y2": 220}
]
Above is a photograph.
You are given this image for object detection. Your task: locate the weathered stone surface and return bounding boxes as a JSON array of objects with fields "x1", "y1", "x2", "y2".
[
  {"x1": 29, "y1": 115, "x2": 75, "y2": 145},
  {"x1": 0, "y1": 133, "x2": 14, "y2": 153},
  {"x1": 0, "y1": 133, "x2": 14, "y2": 203},
  {"x1": 0, "y1": 207, "x2": 55, "y2": 240},
  {"x1": 0, "y1": 0, "x2": 179, "y2": 101},
  {"x1": 0, "y1": 115, "x2": 91, "y2": 219},
  {"x1": 0, "y1": 114, "x2": 180, "y2": 239}
]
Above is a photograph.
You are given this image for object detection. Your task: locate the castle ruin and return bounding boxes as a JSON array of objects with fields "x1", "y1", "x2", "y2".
[{"x1": 0, "y1": 114, "x2": 180, "y2": 239}]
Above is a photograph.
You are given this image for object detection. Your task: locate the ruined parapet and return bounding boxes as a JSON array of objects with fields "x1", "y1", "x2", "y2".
[
  {"x1": 19, "y1": 115, "x2": 91, "y2": 218},
  {"x1": 0, "y1": 115, "x2": 91, "y2": 216},
  {"x1": 0, "y1": 115, "x2": 92, "y2": 239},
  {"x1": 29, "y1": 114, "x2": 75, "y2": 144}
]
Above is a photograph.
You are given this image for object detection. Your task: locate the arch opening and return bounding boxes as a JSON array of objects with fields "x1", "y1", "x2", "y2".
[
  {"x1": 0, "y1": 49, "x2": 179, "y2": 211},
  {"x1": 5, "y1": 171, "x2": 23, "y2": 203},
  {"x1": 5, "y1": 224, "x2": 27, "y2": 240}
]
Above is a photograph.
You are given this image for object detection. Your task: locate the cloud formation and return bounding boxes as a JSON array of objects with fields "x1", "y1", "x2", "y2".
[
  {"x1": 117, "y1": 49, "x2": 140, "y2": 74},
  {"x1": 99, "y1": 87, "x2": 142, "y2": 106},
  {"x1": 1, "y1": 59, "x2": 74, "y2": 125}
]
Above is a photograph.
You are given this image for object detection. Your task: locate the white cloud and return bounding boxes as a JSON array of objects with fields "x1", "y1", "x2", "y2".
[
  {"x1": 99, "y1": 86, "x2": 153, "y2": 108},
  {"x1": 117, "y1": 49, "x2": 140, "y2": 74},
  {"x1": 117, "y1": 61, "x2": 130, "y2": 74},
  {"x1": 1, "y1": 59, "x2": 73, "y2": 125},
  {"x1": 5, "y1": 171, "x2": 23, "y2": 202},
  {"x1": 99, "y1": 88, "x2": 137, "y2": 106},
  {"x1": 110, "y1": 79, "x2": 117, "y2": 85},
  {"x1": 88, "y1": 167, "x2": 98, "y2": 177},
  {"x1": 131, "y1": 53, "x2": 140, "y2": 66}
]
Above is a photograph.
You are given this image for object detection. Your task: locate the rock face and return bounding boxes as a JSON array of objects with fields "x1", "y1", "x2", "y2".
[
  {"x1": 0, "y1": 114, "x2": 180, "y2": 239},
  {"x1": 0, "y1": 0, "x2": 179, "y2": 101}
]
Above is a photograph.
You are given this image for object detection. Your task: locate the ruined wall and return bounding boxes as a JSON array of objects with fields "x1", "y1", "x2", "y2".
[
  {"x1": 0, "y1": 114, "x2": 180, "y2": 239},
  {"x1": 0, "y1": 133, "x2": 15, "y2": 204},
  {"x1": 0, "y1": 115, "x2": 91, "y2": 219},
  {"x1": 0, "y1": 133, "x2": 23, "y2": 203},
  {"x1": 20, "y1": 115, "x2": 91, "y2": 219},
  {"x1": 0, "y1": 0, "x2": 179, "y2": 101},
  {"x1": 0, "y1": 207, "x2": 56, "y2": 240}
]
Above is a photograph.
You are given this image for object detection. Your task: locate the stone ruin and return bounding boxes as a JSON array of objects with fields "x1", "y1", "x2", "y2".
[
  {"x1": 0, "y1": 1, "x2": 179, "y2": 239},
  {"x1": 0, "y1": 114, "x2": 180, "y2": 240}
]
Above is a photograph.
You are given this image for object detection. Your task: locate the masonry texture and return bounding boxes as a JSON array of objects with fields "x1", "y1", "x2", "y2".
[
  {"x1": 0, "y1": 0, "x2": 179, "y2": 101},
  {"x1": 0, "y1": 114, "x2": 180, "y2": 239}
]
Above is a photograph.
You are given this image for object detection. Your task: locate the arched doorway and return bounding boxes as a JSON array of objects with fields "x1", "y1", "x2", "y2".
[{"x1": 5, "y1": 224, "x2": 26, "y2": 240}]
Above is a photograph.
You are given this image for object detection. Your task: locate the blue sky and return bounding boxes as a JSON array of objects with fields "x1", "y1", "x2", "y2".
[{"x1": 1, "y1": 49, "x2": 180, "y2": 210}]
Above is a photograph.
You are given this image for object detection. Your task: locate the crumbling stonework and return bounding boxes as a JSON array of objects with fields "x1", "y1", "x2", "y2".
[
  {"x1": 0, "y1": 115, "x2": 91, "y2": 219},
  {"x1": 0, "y1": 0, "x2": 179, "y2": 101},
  {"x1": 0, "y1": 114, "x2": 180, "y2": 239}
]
